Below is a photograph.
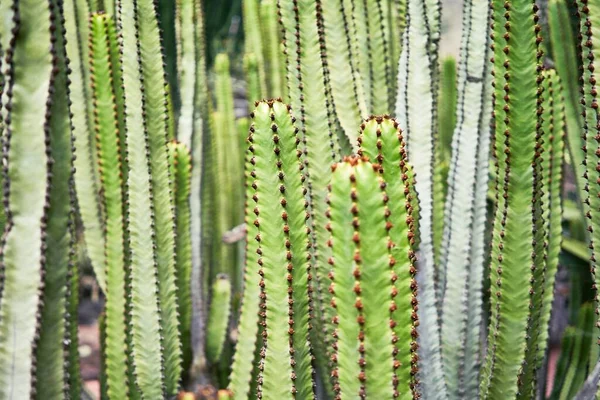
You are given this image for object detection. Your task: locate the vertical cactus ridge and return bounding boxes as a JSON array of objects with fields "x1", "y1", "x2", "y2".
[
  {"x1": 229, "y1": 112, "x2": 262, "y2": 399},
  {"x1": 437, "y1": 0, "x2": 492, "y2": 397},
  {"x1": 35, "y1": 0, "x2": 77, "y2": 397},
  {"x1": 479, "y1": 0, "x2": 544, "y2": 396},
  {"x1": 244, "y1": 53, "x2": 262, "y2": 110},
  {"x1": 64, "y1": 0, "x2": 107, "y2": 292},
  {"x1": 328, "y1": 156, "x2": 406, "y2": 399},
  {"x1": 249, "y1": 100, "x2": 315, "y2": 400},
  {"x1": 389, "y1": 0, "x2": 406, "y2": 88},
  {"x1": 278, "y1": 0, "x2": 341, "y2": 380},
  {"x1": 548, "y1": 0, "x2": 585, "y2": 195},
  {"x1": 116, "y1": 0, "x2": 165, "y2": 396},
  {"x1": 175, "y1": 0, "x2": 196, "y2": 148},
  {"x1": 367, "y1": 0, "x2": 394, "y2": 114},
  {"x1": 0, "y1": 0, "x2": 53, "y2": 396},
  {"x1": 538, "y1": 70, "x2": 564, "y2": 366},
  {"x1": 89, "y1": 12, "x2": 129, "y2": 399},
  {"x1": 243, "y1": 0, "x2": 267, "y2": 97},
  {"x1": 260, "y1": 0, "x2": 286, "y2": 99},
  {"x1": 168, "y1": 141, "x2": 193, "y2": 373},
  {"x1": 579, "y1": 0, "x2": 600, "y2": 377},
  {"x1": 206, "y1": 274, "x2": 232, "y2": 364},
  {"x1": 66, "y1": 229, "x2": 81, "y2": 399},
  {"x1": 355, "y1": 117, "x2": 420, "y2": 399},
  {"x1": 319, "y1": 0, "x2": 368, "y2": 140},
  {"x1": 134, "y1": 0, "x2": 182, "y2": 392},
  {"x1": 395, "y1": 0, "x2": 445, "y2": 397}
]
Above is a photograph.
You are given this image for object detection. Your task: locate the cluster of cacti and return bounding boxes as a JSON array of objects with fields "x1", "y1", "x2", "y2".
[{"x1": 6, "y1": 0, "x2": 600, "y2": 398}]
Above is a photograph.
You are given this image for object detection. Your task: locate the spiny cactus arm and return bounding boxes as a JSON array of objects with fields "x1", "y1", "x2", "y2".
[
  {"x1": 389, "y1": 0, "x2": 406, "y2": 86},
  {"x1": 579, "y1": 0, "x2": 600, "y2": 372},
  {"x1": 168, "y1": 141, "x2": 193, "y2": 372},
  {"x1": 89, "y1": 12, "x2": 129, "y2": 399},
  {"x1": 395, "y1": 0, "x2": 445, "y2": 397},
  {"x1": 0, "y1": 0, "x2": 53, "y2": 396},
  {"x1": 243, "y1": 0, "x2": 266, "y2": 97},
  {"x1": 366, "y1": 0, "x2": 394, "y2": 114},
  {"x1": 479, "y1": 0, "x2": 543, "y2": 397},
  {"x1": 64, "y1": 0, "x2": 107, "y2": 291},
  {"x1": 250, "y1": 100, "x2": 315, "y2": 399},
  {"x1": 206, "y1": 274, "x2": 232, "y2": 363},
  {"x1": 548, "y1": 0, "x2": 585, "y2": 194},
  {"x1": 244, "y1": 53, "x2": 262, "y2": 110},
  {"x1": 134, "y1": 0, "x2": 182, "y2": 392},
  {"x1": 35, "y1": 1, "x2": 76, "y2": 396},
  {"x1": 228, "y1": 121, "x2": 261, "y2": 399},
  {"x1": 319, "y1": 0, "x2": 367, "y2": 139},
  {"x1": 356, "y1": 118, "x2": 419, "y2": 398},
  {"x1": 328, "y1": 157, "x2": 398, "y2": 399},
  {"x1": 175, "y1": 0, "x2": 195, "y2": 147},
  {"x1": 347, "y1": 0, "x2": 372, "y2": 111},
  {"x1": 66, "y1": 230, "x2": 82, "y2": 399},
  {"x1": 260, "y1": 0, "x2": 286, "y2": 98},
  {"x1": 278, "y1": 0, "x2": 341, "y2": 380},
  {"x1": 438, "y1": 0, "x2": 492, "y2": 397},
  {"x1": 116, "y1": 0, "x2": 166, "y2": 396},
  {"x1": 537, "y1": 71, "x2": 564, "y2": 365}
]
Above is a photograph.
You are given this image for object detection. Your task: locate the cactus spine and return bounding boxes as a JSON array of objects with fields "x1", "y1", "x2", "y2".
[{"x1": 247, "y1": 100, "x2": 315, "y2": 399}]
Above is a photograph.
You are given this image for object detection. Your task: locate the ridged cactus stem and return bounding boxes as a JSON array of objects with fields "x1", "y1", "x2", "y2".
[
  {"x1": 327, "y1": 155, "x2": 416, "y2": 399},
  {"x1": 206, "y1": 274, "x2": 232, "y2": 364},
  {"x1": 260, "y1": 0, "x2": 286, "y2": 99},
  {"x1": 89, "y1": 11, "x2": 129, "y2": 399},
  {"x1": 228, "y1": 117, "x2": 262, "y2": 399},
  {"x1": 35, "y1": 0, "x2": 79, "y2": 397},
  {"x1": 279, "y1": 0, "x2": 342, "y2": 381},
  {"x1": 248, "y1": 100, "x2": 315, "y2": 399},
  {"x1": 579, "y1": 0, "x2": 600, "y2": 381},
  {"x1": 479, "y1": 0, "x2": 544, "y2": 396},
  {"x1": 355, "y1": 117, "x2": 420, "y2": 398},
  {"x1": 244, "y1": 53, "x2": 262, "y2": 110},
  {"x1": 168, "y1": 141, "x2": 193, "y2": 373},
  {"x1": 438, "y1": 0, "x2": 492, "y2": 397},
  {"x1": 64, "y1": 0, "x2": 107, "y2": 291},
  {"x1": 0, "y1": 0, "x2": 54, "y2": 395},
  {"x1": 243, "y1": 0, "x2": 267, "y2": 97}
]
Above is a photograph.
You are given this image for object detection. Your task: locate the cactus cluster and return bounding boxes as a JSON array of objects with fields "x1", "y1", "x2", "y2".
[{"x1": 3, "y1": 0, "x2": 600, "y2": 398}]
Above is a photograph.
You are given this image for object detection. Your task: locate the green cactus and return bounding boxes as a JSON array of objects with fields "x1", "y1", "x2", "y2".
[
  {"x1": 244, "y1": 53, "x2": 262, "y2": 109},
  {"x1": 243, "y1": 0, "x2": 267, "y2": 97},
  {"x1": 168, "y1": 141, "x2": 193, "y2": 373},
  {"x1": 89, "y1": 11, "x2": 129, "y2": 398},
  {"x1": 438, "y1": 0, "x2": 492, "y2": 397},
  {"x1": 0, "y1": 0, "x2": 79, "y2": 396},
  {"x1": 479, "y1": 0, "x2": 545, "y2": 397},
  {"x1": 64, "y1": 0, "x2": 107, "y2": 292},
  {"x1": 245, "y1": 100, "x2": 315, "y2": 399},
  {"x1": 206, "y1": 274, "x2": 232, "y2": 364},
  {"x1": 259, "y1": 0, "x2": 286, "y2": 99}
]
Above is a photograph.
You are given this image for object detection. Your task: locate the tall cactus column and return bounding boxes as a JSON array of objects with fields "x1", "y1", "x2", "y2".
[
  {"x1": 246, "y1": 100, "x2": 315, "y2": 399},
  {"x1": 479, "y1": 0, "x2": 545, "y2": 396}
]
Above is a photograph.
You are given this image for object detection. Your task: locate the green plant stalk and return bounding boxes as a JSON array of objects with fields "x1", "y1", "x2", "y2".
[
  {"x1": 319, "y1": 0, "x2": 367, "y2": 141},
  {"x1": 356, "y1": 118, "x2": 420, "y2": 398},
  {"x1": 0, "y1": 0, "x2": 53, "y2": 395},
  {"x1": 64, "y1": 0, "x2": 107, "y2": 292},
  {"x1": 116, "y1": 0, "x2": 168, "y2": 396},
  {"x1": 479, "y1": 0, "x2": 543, "y2": 397},
  {"x1": 579, "y1": 0, "x2": 600, "y2": 377},
  {"x1": 438, "y1": 0, "x2": 492, "y2": 397},
  {"x1": 389, "y1": 0, "x2": 406, "y2": 89},
  {"x1": 249, "y1": 100, "x2": 315, "y2": 399},
  {"x1": 66, "y1": 233, "x2": 82, "y2": 399},
  {"x1": 260, "y1": 0, "x2": 286, "y2": 98},
  {"x1": 228, "y1": 117, "x2": 261, "y2": 399},
  {"x1": 548, "y1": 0, "x2": 585, "y2": 196},
  {"x1": 89, "y1": 12, "x2": 129, "y2": 398},
  {"x1": 206, "y1": 274, "x2": 232, "y2": 364},
  {"x1": 395, "y1": 0, "x2": 445, "y2": 397},
  {"x1": 175, "y1": 0, "x2": 196, "y2": 148},
  {"x1": 244, "y1": 53, "x2": 262, "y2": 110},
  {"x1": 279, "y1": 0, "x2": 342, "y2": 381},
  {"x1": 327, "y1": 156, "x2": 409, "y2": 399},
  {"x1": 243, "y1": 0, "x2": 267, "y2": 97},
  {"x1": 134, "y1": 0, "x2": 182, "y2": 392},
  {"x1": 35, "y1": 0, "x2": 77, "y2": 396},
  {"x1": 168, "y1": 141, "x2": 193, "y2": 373}
]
